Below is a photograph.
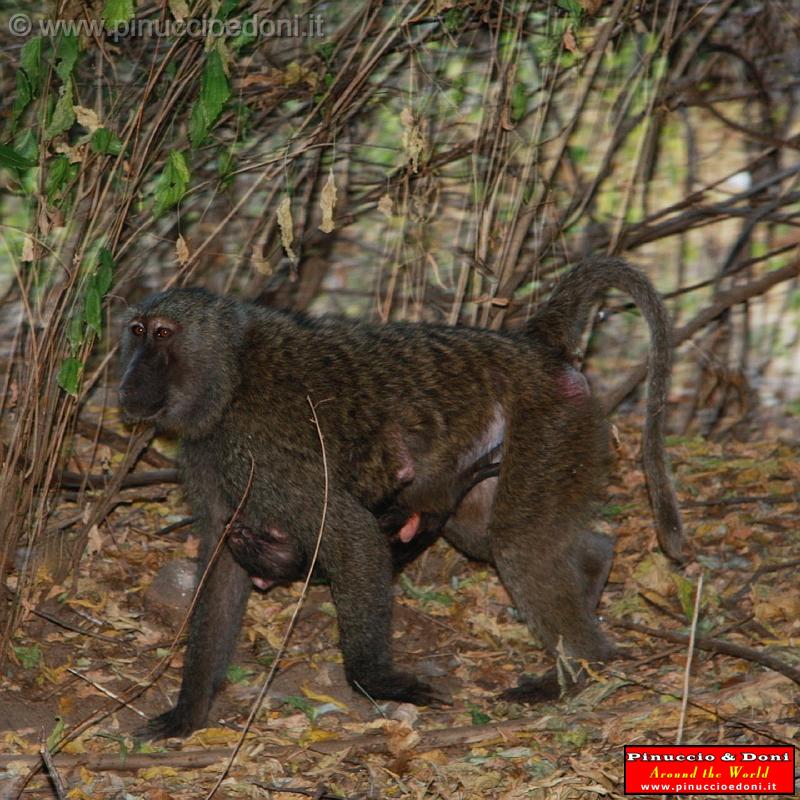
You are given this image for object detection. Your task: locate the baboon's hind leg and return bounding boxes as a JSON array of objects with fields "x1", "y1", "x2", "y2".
[{"x1": 488, "y1": 413, "x2": 616, "y2": 703}]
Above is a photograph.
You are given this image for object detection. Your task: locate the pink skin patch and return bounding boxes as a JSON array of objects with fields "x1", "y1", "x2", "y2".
[
  {"x1": 396, "y1": 463, "x2": 415, "y2": 483},
  {"x1": 557, "y1": 367, "x2": 590, "y2": 401},
  {"x1": 251, "y1": 576, "x2": 273, "y2": 591},
  {"x1": 397, "y1": 511, "x2": 421, "y2": 543}
]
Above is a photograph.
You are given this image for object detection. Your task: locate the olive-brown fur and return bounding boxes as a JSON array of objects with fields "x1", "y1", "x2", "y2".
[{"x1": 118, "y1": 258, "x2": 682, "y2": 739}]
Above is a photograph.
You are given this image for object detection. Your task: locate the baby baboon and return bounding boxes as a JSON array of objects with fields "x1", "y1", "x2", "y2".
[{"x1": 118, "y1": 257, "x2": 682, "y2": 739}]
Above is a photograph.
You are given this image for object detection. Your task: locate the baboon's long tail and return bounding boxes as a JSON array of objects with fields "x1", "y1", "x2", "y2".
[{"x1": 526, "y1": 257, "x2": 683, "y2": 561}]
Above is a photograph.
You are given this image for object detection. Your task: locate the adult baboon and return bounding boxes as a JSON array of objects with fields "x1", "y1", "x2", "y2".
[{"x1": 118, "y1": 257, "x2": 682, "y2": 739}]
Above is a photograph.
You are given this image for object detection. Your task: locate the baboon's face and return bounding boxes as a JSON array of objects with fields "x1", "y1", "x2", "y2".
[
  {"x1": 118, "y1": 288, "x2": 239, "y2": 438},
  {"x1": 118, "y1": 312, "x2": 182, "y2": 423}
]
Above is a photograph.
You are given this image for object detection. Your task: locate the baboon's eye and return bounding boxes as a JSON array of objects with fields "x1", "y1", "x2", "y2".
[
  {"x1": 131, "y1": 323, "x2": 145, "y2": 337},
  {"x1": 155, "y1": 327, "x2": 172, "y2": 339}
]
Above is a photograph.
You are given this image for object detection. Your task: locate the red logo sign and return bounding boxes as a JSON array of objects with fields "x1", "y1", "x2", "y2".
[{"x1": 624, "y1": 745, "x2": 795, "y2": 795}]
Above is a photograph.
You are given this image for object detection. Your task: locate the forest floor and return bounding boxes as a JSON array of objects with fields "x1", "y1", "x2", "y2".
[{"x1": 1, "y1": 413, "x2": 799, "y2": 799}]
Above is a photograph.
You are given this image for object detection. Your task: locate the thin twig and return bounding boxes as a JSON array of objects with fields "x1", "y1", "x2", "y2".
[
  {"x1": 253, "y1": 784, "x2": 348, "y2": 800},
  {"x1": 66, "y1": 668, "x2": 148, "y2": 719},
  {"x1": 32, "y1": 608, "x2": 119, "y2": 643},
  {"x1": 676, "y1": 572, "x2": 703, "y2": 743},
  {"x1": 612, "y1": 619, "x2": 800, "y2": 686},
  {"x1": 684, "y1": 492, "x2": 799, "y2": 508},
  {"x1": 153, "y1": 516, "x2": 195, "y2": 537},
  {"x1": 38, "y1": 743, "x2": 66, "y2": 800}
]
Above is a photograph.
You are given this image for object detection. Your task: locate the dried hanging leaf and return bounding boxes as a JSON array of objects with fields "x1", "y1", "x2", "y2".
[
  {"x1": 251, "y1": 252, "x2": 272, "y2": 276},
  {"x1": 55, "y1": 142, "x2": 84, "y2": 163},
  {"x1": 284, "y1": 61, "x2": 318, "y2": 89},
  {"x1": 318, "y1": 169, "x2": 337, "y2": 233},
  {"x1": 168, "y1": 0, "x2": 190, "y2": 22},
  {"x1": 73, "y1": 105, "x2": 101, "y2": 132},
  {"x1": 175, "y1": 234, "x2": 189, "y2": 265},
  {"x1": 377, "y1": 193, "x2": 394, "y2": 218},
  {"x1": 86, "y1": 524, "x2": 103, "y2": 556},
  {"x1": 277, "y1": 196, "x2": 296, "y2": 260},
  {"x1": 400, "y1": 107, "x2": 426, "y2": 173},
  {"x1": 21, "y1": 236, "x2": 35, "y2": 262},
  {"x1": 563, "y1": 27, "x2": 580, "y2": 54},
  {"x1": 580, "y1": 0, "x2": 603, "y2": 13}
]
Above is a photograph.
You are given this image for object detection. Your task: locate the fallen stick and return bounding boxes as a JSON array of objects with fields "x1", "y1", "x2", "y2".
[
  {"x1": 612, "y1": 619, "x2": 800, "y2": 686},
  {"x1": 59, "y1": 468, "x2": 179, "y2": 490},
  {"x1": 0, "y1": 716, "x2": 555, "y2": 772},
  {"x1": 683, "y1": 492, "x2": 799, "y2": 507},
  {"x1": 0, "y1": 748, "x2": 233, "y2": 771},
  {"x1": 308, "y1": 715, "x2": 554, "y2": 754}
]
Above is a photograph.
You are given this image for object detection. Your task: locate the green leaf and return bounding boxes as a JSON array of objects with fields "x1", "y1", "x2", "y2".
[
  {"x1": 557, "y1": 0, "x2": 583, "y2": 16},
  {"x1": 13, "y1": 644, "x2": 42, "y2": 669},
  {"x1": 284, "y1": 695, "x2": 316, "y2": 721},
  {"x1": 510, "y1": 80, "x2": 527, "y2": 123},
  {"x1": 45, "y1": 154, "x2": 77, "y2": 203},
  {"x1": 54, "y1": 33, "x2": 79, "y2": 83},
  {"x1": 469, "y1": 706, "x2": 491, "y2": 725},
  {"x1": 11, "y1": 77, "x2": 34, "y2": 122},
  {"x1": 85, "y1": 284, "x2": 102, "y2": 333},
  {"x1": 217, "y1": 148, "x2": 236, "y2": 187},
  {"x1": 153, "y1": 150, "x2": 190, "y2": 217},
  {"x1": 21, "y1": 36, "x2": 44, "y2": 90},
  {"x1": 44, "y1": 82, "x2": 76, "y2": 141},
  {"x1": 226, "y1": 664, "x2": 254, "y2": 684},
  {"x1": 444, "y1": 7, "x2": 470, "y2": 33},
  {"x1": 189, "y1": 48, "x2": 231, "y2": 146},
  {"x1": 58, "y1": 356, "x2": 82, "y2": 395},
  {"x1": 673, "y1": 573, "x2": 698, "y2": 621},
  {"x1": 46, "y1": 716, "x2": 65, "y2": 751},
  {"x1": 568, "y1": 145, "x2": 588, "y2": 164},
  {"x1": 316, "y1": 42, "x2": 335, "y2": 62},
  {"x1": 96, "y1": 248, "x2": 115, "y2": 295},
  {"x1": 14, "y1": 129, "x2": 38, "y2": 163},
  {"x1": 217, "y1": 0, "x2": 240, "y2": 21},
  {"x1": 103, "y1": 0, "x2": 135, "y2": 28},
  {"x1": 67, "y1": 314, "x2": 85, "y2": 351},
  {"x1": 91, "y1": 127, "x2": 123, "y2": 155},
  {"x1": 0, "y1": 144, "x2": 36, "y2": 170},
  {"x1": 399, "y1": 574, "x2": 453, "y2": 605},
  {"x1": 12, "y1": 37, "x2": 44, "y2": 122},
  {"x1": 231, "y1": 16, "x2": 257, "y2": 51}
]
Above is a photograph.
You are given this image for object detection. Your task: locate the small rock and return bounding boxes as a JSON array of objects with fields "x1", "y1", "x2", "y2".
[
  {"x1": 144, "y1": 558, "x2": 198, "y2": 627},
  {"x1": 417, "y1": 658, "x2": 455, "y2": 678}
]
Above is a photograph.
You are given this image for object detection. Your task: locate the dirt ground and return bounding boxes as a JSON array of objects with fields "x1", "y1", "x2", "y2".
[{"x1": 1, "y1": 416, "x2": 798, "y2": 799}]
